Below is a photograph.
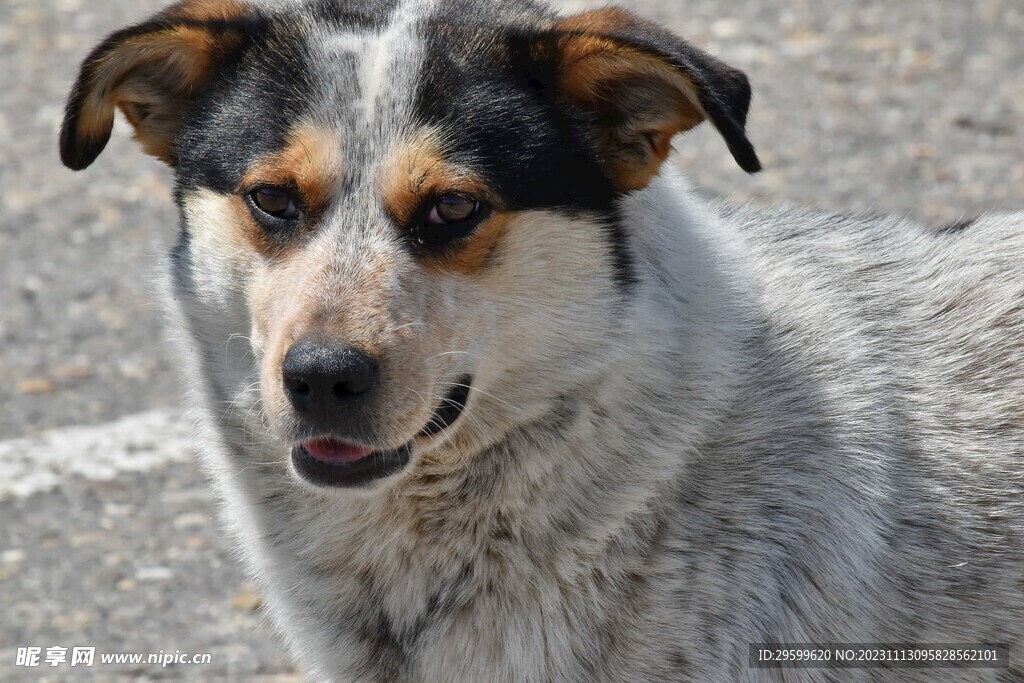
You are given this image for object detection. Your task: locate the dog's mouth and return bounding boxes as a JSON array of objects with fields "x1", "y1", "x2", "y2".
[{"x1": 290, "y1": 376, "x2": 472, "y2": 488}]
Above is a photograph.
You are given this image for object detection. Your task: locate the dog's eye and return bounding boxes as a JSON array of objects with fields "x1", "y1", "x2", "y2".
[
  {"x1": 413, "y1": 194, "x2": 490, "y2": 250},
  {"x1": 249, "y1": 186, "x2": 300, "y2": 220},
  {"x1": 427, "y1": 196, "x2": 480, "y2": 225}
]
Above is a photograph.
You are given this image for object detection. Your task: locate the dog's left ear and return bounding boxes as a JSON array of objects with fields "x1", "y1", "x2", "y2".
[{"x1": 535, "y1": 7, "x2": 761, "y2": 191}]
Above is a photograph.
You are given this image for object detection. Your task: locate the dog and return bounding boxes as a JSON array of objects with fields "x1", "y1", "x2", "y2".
[{"x1": 61, "y1": 0, "x2": 1024, "y2": 680}]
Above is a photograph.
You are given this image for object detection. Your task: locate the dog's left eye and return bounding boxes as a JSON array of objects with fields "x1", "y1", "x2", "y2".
[
  {"x1": 415, "y1": 195, "x2": 488, "y2": 248},
  {"x1": 427, "y1": 196, "x2": 480, "y2": 225},
  {"x1": 249, "y1": 186, "x2": 300, "y2": 220}
]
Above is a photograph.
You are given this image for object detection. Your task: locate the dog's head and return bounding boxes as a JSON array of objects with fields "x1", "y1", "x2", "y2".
[{"x1": 62, "y1": 0, "x2": 758, "y2": 490}]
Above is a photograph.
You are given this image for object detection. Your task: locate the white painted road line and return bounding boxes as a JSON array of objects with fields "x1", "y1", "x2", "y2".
[{"x1": 0, "y1": 410, "x2": 196, "y2": 501}]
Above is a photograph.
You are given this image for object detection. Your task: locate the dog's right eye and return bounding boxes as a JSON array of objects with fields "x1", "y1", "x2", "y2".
[{"x1": 249, "y1": 187, "x2": 300, "y2": 220}]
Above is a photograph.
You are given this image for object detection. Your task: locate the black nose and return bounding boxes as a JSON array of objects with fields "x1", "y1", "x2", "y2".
[{"x1": 282, "y1": 339, "x2": 379, "y2": 416}]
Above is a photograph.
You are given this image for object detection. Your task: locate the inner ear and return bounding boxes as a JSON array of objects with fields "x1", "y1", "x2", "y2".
[
  {"x1": 569, "y1": 59, "x2": 709, "y2": 191},
  {"x1": 60, "y1": 12, "x2": 255, "y2": 170},
  {"x1": 540, "y1": 8, "x2": 760, "y2": 191}
]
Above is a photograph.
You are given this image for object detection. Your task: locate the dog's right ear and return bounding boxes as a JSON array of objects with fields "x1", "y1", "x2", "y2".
[{"x1": 60, "y1": 1, "x2": 260, "y2": 170}]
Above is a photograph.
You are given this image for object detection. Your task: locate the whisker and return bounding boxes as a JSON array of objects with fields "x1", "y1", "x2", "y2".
[
  {"x1": 225, "y1": 333, "x2": 265, "y2": 355},
  {"x1": 425, "y1": 350, "x2": 473, "y2": 361},
  {"x1": 391, "y1": 321, "x2": 426, "y2": 333}
]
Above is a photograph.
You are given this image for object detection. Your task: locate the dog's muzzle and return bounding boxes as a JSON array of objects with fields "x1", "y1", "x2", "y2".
[{"x1": 290, "y1": 376, "x2": 472, "y2": 488}]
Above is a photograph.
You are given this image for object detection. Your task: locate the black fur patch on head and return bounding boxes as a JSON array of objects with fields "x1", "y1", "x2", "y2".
[
  {"x1": 305, "y1": 0, "x2": 399, "y2": 27},
  {"x1": 172, "y1": 25, "x2": 317, "y2": 196},
  {"x1": 412, "y1": 13, "x2": 636, "y2": 286},
  {"x1": 414, "y1": 19, "x2": 615, "y2": 213}
]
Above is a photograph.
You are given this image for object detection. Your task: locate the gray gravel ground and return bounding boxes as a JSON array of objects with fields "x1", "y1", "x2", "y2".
[{"x1": 1, "y1": 0, "x2": 1022, "y2": 680}]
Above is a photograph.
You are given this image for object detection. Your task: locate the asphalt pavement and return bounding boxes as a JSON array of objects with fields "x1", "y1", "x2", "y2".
[{"x1": 1, "y1": 0, "x2": 1022, "y2": 680}]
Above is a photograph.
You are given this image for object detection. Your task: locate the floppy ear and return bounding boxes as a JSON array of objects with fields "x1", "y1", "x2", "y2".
[
  {"x1": 60, "y1": 1, "x2": 258, "y2": 170},
  {"x1": 537, "y1": 7, "x2": 761, "y2": 191}
]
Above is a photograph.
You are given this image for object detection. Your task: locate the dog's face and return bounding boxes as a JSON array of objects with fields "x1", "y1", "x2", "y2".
[{"x1": 62, "y1": 0, "x2": 757, "y2": 491}]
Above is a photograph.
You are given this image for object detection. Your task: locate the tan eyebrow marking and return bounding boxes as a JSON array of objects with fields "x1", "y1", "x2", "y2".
[
  {"x1": 377, "y1": 128, "x2": 511, "y2": 275},
  {"x1": 241, "y1": 124, "x2": 345, "y2": 218},
  {"x1": 377, "y1": 129, "x2": 492, "y2": 224}
]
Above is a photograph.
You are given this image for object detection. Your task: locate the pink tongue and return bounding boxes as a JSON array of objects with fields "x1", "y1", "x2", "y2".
[{"x1": 304, "y1": 438, "x2": 374, "y2": 463}]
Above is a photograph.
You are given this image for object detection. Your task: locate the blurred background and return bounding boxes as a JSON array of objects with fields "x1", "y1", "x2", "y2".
[{"x1": 1, "y1": 0, "x2": 1021, "y2": 679}]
